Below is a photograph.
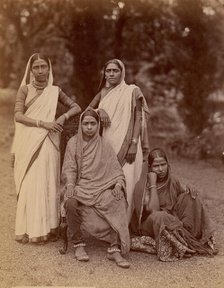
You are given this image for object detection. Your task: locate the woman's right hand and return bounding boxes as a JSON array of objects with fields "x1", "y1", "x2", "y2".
[
  {"x1": 112, "y1": 184, "x2": 124, "y2": 201},
  {"x1": 64, "y1": 185, "x2": 74, "y2": 200},
  {"x1": 147, "y1": 171, "x2": 157, "y2": 185},
  {"x1": 98, "y1": 109, "x2": 111, "y2": 128},
  {"x1": 41, "y1": 121, "x2": 63, "y2": 133}
]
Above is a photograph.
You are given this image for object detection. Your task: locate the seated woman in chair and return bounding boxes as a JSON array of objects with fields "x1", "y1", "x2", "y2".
[
  {"x1": 130, "y1": 148, "x2": 217, "y2": 261},
  {"x1": 61, "y1": 109, "x2": 130, "y2": 268}
]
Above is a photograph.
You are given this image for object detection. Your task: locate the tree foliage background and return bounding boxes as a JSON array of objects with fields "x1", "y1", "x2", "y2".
[{"x1": 1, "y1": 0, "x2": 224, "y2": 135}]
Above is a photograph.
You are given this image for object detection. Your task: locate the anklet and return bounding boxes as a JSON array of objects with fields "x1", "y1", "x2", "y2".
[
  {"x1": 107, "y1": 247, "x2": 121, "y2": 254},
  {"x1": 73, "y1": 243, "x2": 86, "y2": 248}
]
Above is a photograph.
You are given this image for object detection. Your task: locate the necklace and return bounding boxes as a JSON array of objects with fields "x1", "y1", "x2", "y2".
[{"x1": 32, "y1": 80, "x2": 48, "y2": 90}]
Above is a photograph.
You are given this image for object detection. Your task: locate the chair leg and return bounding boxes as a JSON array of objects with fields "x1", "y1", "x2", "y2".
[{"x1": 59, "y1": 224, "x2": 68, "y2": 255}]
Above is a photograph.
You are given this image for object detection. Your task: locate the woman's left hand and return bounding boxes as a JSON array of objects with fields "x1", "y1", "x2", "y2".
[
  {"x1": 126, "y1": 143, "x2": 137, "y2": 164},
  {"x1": 56, "y1": 114, "x2": 66, "y2": 126},
  {"x1": 98, "y1": 109, "x2": 111, "y2": 128},
  {"x1": 112, "y1": 184, "x2": 124, "y2": 201},
  {"x1": 186, "y1": 185, "x2": 199, "y2": 199}
]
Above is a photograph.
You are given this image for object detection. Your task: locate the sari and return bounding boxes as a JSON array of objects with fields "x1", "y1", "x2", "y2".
[
  {"x1": 97, "y1": 60, "x2": 150, "y2": 222},
  {"x1": 12, "y1": 56, "x2": 60, "y2": 242},
  {"x1": 130, "y1": 163, "x2": 216, "y2": 261},
  {"x1": 61, "y1": 112, "x2": 130, "y2": 255}
]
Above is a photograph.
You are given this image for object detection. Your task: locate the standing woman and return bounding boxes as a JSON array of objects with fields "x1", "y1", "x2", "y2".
[
  {"x1": 89, "y1": 59, "x2": 150, "y2": 222},
  {"x1": 12, "y1": 53, "x2": 81, "y2": 244}
]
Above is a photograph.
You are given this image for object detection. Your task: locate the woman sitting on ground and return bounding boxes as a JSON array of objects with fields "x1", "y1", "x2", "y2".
[
  {"x1": 130, "y1": 148, "x2": 217, "y2": 261},
  {"x1": 61, "y1": 108, "x2": 130, "y2": 268}
]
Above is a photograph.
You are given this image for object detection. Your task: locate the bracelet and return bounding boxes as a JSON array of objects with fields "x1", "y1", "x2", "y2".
[
  {"x1": 107, "y1": 247, "x2": 121, "y2": 254},
  {"x1": 115, "y1": 183, "x2": 122, "y2": 188},
  {"x1": 36, "y1": 120, "x2": 40, "y2": 127},
  {"x1": 148, "y1": 184, "x2": 157, "y2": 189},
  {"x1": 73, "y1": 243, "x2": 86, "y2": 248},
  {"x1": 64, "y1": 113, "x2": 69, "y2": 120},
  {"x1": 131, "y1": 138, "x2": 138, "y2": 145},
  {"x1": 67, "y1": 183, "x2": 74, "y2": 187}
]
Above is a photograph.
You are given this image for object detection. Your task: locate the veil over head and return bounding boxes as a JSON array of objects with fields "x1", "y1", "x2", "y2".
[
  {"x1": 98, "y1": 59, "x2": 125, "y2": 91},
  {"x1": 20, "y1": 53, "x2": 53, "y2": 87}
]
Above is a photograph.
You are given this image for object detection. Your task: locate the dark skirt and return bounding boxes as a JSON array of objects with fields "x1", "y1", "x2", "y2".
[{"x1": 130, "y1": 192, "x2": 216, "y2": 261}]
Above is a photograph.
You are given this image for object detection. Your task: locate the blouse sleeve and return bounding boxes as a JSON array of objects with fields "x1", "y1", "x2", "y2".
[
  {"x1": 174, "y1": 178, "x2": 186, "y2": 196},
  {"x1": 133, "y1": 86, "x2": 143, "y2": 99},
  {"x1": 14, "y1": 85, "x2": 28, "y2": 114},
  {"x1": 58, "y1": 89, "x2": 75, "y2": 108},
  {"x1": 133, "y1": 87, "x2": 143, "y2": 112}
]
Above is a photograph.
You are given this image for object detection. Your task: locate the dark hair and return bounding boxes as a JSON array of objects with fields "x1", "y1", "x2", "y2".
[
  {"x1": 97, "y1": 59, "x2": 123, "y2": 92},
  {"x1": 30, "y1": 53, "x2": 50, "y2": 69},
  {"x1": 148, "y1": 148, "x2": 168, "y2": 167},
  {"x1": 81, "y1": 109, "x2": 100, "y2": 123}
]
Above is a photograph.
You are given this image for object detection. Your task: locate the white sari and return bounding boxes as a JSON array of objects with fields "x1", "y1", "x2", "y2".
[
  {"x1": 98, "y1": 66, "x2": 148, "y2": 222},
  {"x1": 13, "y1": 56, "x2": 60, "y2": 241}
]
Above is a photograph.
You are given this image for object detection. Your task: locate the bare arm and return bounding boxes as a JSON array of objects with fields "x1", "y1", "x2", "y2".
[
  {"x1": 145, "y1": 172, "x2": 160, "y2": 213},
  {"x1": 88, "y1": 92, "x2": 111, "y2": 127},
  {"x1": 132, "y1": 98, "x2": 142, "y2": 140},
  {"x1": 88, "y1": 92, "x2": 101, "y2": 109},
  {"x1": 126, "y1": 98, "x2": 142, "y2": 164}
]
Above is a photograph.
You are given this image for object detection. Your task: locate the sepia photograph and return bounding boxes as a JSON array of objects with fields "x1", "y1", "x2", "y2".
[{"x1": 0, "y1": 0, "x2": 224, "y2": 287}]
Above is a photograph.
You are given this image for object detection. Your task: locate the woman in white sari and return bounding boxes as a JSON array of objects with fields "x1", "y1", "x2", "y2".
[
  {"x1": 12, "y1": 53, "x2": 81, "y2": 244},
  {"x1": 89, "y1": 59, "x2": 150, "y2": 222}
]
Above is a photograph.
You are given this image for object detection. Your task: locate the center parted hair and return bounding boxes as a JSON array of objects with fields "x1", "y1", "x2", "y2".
[
  {"x1": 30, "y1": 53, "x2": 50, "y2": 69},
  {"x1": 98, "y1": 59, "x2": 124, "y2": 92},
  {"x1": 81, "y1": 108, "x2": 100, "y2": 123},
  {"x1": 148, "y1": 148, "x2": 168, "y2": 167}
]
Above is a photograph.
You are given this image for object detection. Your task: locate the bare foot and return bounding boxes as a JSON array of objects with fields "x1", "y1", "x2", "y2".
[
  {"x1": 74, "y1": 246, "x2": 89, "y2": 262},
  {"x1": 107, "y1": 252, "x2": 130, "y2": 268}
]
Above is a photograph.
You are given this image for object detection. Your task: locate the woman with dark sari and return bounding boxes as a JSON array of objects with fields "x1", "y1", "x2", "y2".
[
  {"x1": 130, "y1": 148, "x2": 217, "y2": 261},
  {"x1": 12, "y1": 53, "x2": 81, "y2": 244},
  {"x1": 61, "y1": 108, "x2": 130, "y2": 268}
]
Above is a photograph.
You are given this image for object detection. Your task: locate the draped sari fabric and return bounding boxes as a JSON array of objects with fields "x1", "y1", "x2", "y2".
[
  {"x1": 13, "y1": 84, "x2": 60, "y2": 241},
  {"x1": 131, "y1": 166, "x2": 216, "y2": 261},
  {"x1": 98, "y1": 60, "x2": 150, "y2": 222},
  {"x1": 61, "y1": 112, "x2": 130, "y2": 254}
]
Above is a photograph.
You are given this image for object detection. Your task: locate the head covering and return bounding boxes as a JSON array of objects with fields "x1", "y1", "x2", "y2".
[
  {"x1": 20, "y1": 53, "x2": 53, "y2": 87},
  {"x1": 81, "y1": 108, "x2": 100, "y2": 123},
  {"x1": 76, "y1": 108, "x2": 100, "y2": 181}
]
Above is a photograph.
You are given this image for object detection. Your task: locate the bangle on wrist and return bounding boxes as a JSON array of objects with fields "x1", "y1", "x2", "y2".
[
  {"x1": 36, "y1": 120, "x2": 40, "y2": 127},
  {"x1": 67, "y1": 183, "x2": 74, "y2": 187},
  {"x1": 148, "y1": 184, "x2": 157, "y2": 189},
  {"x1": 64, "y1": 113, "x2": 69, "y2": 120},
  {"x1": 131, "y1": 138, "x2": 138, "y2": 145},
  {"x1": 115, "y1": 183, "x2": 122, "y2": 188}
]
